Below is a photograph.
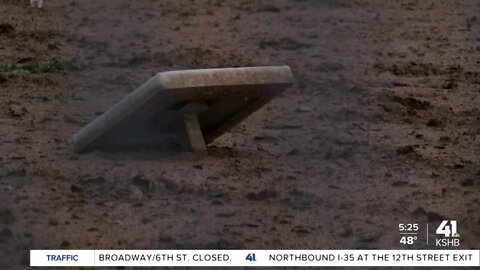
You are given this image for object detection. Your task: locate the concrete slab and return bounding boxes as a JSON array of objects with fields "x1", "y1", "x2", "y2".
[{"x1": 72, "y1": 66, "x2": 294, "y2": 152}]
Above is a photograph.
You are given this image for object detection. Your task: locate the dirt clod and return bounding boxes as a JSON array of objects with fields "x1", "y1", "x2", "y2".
[
  {"x1": 0, "y1": 228, "x2": 13, "y2": 243},
  {"x1": 396, "y1": 145, "x2": 415, "y2": 155},
  {"x1": 245, "y1": 189, "x2": 277, "y2": 201}
]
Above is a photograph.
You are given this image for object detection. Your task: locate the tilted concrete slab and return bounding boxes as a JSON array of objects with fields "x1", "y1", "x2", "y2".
[{"x1": 72, "y1": 66, "x2": 294, "y2": 152}]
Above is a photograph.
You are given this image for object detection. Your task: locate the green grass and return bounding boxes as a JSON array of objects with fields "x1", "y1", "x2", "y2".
[{"x1": 0, "y1": 59, "x2": 85, "y2": 74}]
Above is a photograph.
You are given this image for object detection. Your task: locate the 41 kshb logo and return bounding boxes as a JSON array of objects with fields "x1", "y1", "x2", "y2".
[{"x1": 435, "y1": 220, "x2": 460, "y2": 247}]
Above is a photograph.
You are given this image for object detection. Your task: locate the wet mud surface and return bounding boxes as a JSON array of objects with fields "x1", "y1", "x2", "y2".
[{"x1": 0, "y1": 0, "x2": 479, "y2": 269}]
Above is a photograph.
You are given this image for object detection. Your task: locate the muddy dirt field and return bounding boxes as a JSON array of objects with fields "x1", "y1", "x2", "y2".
[{"x1": 0, "y1": 0, "x2": 479, "y2": 269}]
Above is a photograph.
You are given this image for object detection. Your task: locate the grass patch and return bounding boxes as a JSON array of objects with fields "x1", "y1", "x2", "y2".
[{"x1": 0, "y1": 59, "x2": 85, "y2": 74}]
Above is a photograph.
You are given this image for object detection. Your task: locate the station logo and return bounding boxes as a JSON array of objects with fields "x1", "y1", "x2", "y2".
[{"x1": 435, "y1": 220, "x2": 460, "y2": 247}]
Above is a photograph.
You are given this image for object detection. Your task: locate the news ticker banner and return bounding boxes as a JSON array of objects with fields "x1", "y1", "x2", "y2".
[{"x1": 31, "y1": 250, "x2": 479, "y2": 267}]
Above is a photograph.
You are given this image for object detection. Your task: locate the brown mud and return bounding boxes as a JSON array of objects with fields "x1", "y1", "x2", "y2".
[{"x1": 0, "y1": 0, "x2": 479, "y2": 269}]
